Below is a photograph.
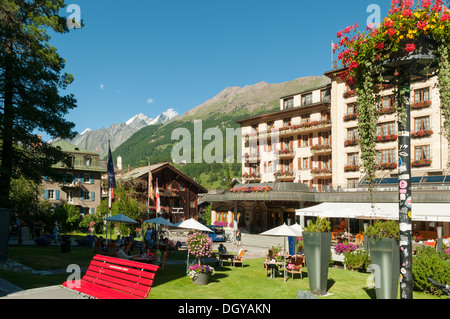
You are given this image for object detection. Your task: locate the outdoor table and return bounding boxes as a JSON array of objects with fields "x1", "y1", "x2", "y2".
[
  {"x1": 218, "y1": 253, "x2": 235, "y2": 266},
  {"x1": 264, "y1": 261, "x2": 283, "y2": 279}
]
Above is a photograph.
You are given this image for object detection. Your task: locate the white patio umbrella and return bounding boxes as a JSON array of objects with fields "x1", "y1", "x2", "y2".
[
  {"x1": 175, "y1": 218, "x2": 212, "y2": 233},
  {"x1": 259, "y1": 223, "x2": 303, "y2": 281},
  {"x1": 104, "y1": 213, "x2": 138, "y2": 244}
]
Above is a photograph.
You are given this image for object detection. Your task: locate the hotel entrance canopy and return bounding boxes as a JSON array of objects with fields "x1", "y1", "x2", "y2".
[{"x1": 296, "y1": 202, "x2": 450, "y2": 222}]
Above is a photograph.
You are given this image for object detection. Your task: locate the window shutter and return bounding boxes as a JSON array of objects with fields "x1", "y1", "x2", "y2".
[
  {"x1": 91, "y1": 192, "x2": 95, "y2": 201},
  {"x1": 43, "y1": 174, "x2": 48, "y2": 182},
  {"x1": 90, "y1": 174, "x2": 94, "y2": 184},
  {"x1": 80, "y1": 175, "x2": 84, "y2": 183},
  {"x1": 55, "y1": 190, "x2": 60, "y2": 200},
  {"x1": 90, "y1": 207, "x2": 95, "y2": 215},
  {"x1": 73, "y1": 173, "x2": 77, "y2": 182},
  {"x1": 43, "y1": 190, "x2": 48, "y2": 199},
  {"x1": 80, "y1": 190, "x2": 84, "y2": 201}
]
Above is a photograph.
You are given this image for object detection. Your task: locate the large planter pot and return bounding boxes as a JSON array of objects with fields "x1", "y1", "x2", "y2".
[
  {"x1": 303, "y1": 231, "x2": 332, "y2": 296},
  {"x1": 192, "y1": 273, "x2": 210, "y2": 286},
  {"x1": 368, "y1": 237, "x2": 400, "y2": 299},
  {"x1": 0, "y1": 208, "x2": 11, "y2": 263}
]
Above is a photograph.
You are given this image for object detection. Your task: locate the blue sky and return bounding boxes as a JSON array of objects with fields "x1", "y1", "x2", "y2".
[{"x1": 46, "y1": 0, "x2": 390, "y2": 139}]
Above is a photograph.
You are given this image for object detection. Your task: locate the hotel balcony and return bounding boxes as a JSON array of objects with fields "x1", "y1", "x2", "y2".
[
  {"x1": 310, "y1": 144, "x2": 332, "y2": 154},
  {"x1": 255, "y1": 120, "x2": 332, "y2": 139},
  {"x1": 242, "y1": 172, "x2": 262, "y2": 182},
  {"x1": 277, "y1": 148, "x2": 295, "y2": 159},
  {"x1": 274, "y1": 170, "x2": 295, "y2": 182},
  {"x1": 243, "y1": 153, "x2": 261, "y2": 162},
  {"x1": 311, "y1": 168, "x2": 332, "y2": 177}
]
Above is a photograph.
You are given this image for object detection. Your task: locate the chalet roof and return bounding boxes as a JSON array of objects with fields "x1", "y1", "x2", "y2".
[{"x1": 117, "y1": 162, "x2": 208, "y2": 193}]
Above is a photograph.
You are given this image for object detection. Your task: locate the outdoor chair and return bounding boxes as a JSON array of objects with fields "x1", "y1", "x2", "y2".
[
  {"x1": 106, "y1": 242, "x2": 117, "y2": 257},
  {"x1": 159, "y1": 251, "x2": 167, "y2": 271},
  {"x1": 232, "y1": 249, "x2": 244, "y2": 267},
  {"x1": 287, "y1": 255, "x2": 303, "y2": 280},
  {"x1": 94, "y1": 242, "x2": 106, "y2": 255}
]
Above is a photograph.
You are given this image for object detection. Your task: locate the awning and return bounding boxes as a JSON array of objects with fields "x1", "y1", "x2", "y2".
[{"x1": 296, "y1": 202, "x2": 450, "y2": 222}]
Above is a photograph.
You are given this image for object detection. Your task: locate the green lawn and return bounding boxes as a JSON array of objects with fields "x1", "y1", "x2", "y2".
[{"x1": 1, "y1": 245, "x2": 439, "y2": 299}]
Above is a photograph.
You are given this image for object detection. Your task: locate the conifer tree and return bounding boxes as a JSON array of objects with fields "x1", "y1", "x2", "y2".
[{"x1": 0, "y1": 1, "x2": 78, "y2": 208}]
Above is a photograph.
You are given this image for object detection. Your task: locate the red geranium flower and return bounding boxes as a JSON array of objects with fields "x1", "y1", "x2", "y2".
[{"x1": 406, "y1": 43, "x2": 416, "y2": 53}]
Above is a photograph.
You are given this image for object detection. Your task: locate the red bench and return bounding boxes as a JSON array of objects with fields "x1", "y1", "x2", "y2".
[{"x1": 62, "y1": 254, "x2": 159, "y2": 299}]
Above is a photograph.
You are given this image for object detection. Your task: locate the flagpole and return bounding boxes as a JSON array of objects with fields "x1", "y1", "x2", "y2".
[{"x1": 106, "y1": 141, "x2": 110, "y2": 244}]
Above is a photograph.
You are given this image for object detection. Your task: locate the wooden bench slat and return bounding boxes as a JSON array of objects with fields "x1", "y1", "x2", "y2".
[
  {"x1": 87, "y1": 264, "x2": 154, "y2": 286},
  {"x1": 83, "y1": 272, "x2": 151, "y2": 298},
  {"x1": 89, "y1": 260, "x2": 156, "y2": 280},
  {"x1": 94, "y1": 255, "x2": 159, "y2": 272},
  {"x1": 62, "y1": 255, "x2": 159, "y2": 299}
]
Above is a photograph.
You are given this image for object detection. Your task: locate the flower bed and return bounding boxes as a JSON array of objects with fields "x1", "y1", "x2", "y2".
[{"x1": 334, "y1": 242, "x2": 358, "y2": 255}]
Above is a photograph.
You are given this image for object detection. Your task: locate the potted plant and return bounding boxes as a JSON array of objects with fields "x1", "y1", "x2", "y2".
[
  {"x1": 364, "y1": 220, "x2": 400, "y2": 299},
  {"x1": 186, "y1": 231, "x2": 214, "y2": 285},
  {"x1": 188, "y1": 264, "x2": 215, "y2": 286},
  {"x1": 302, "y1": 217, "x2": 332, "y2": 296}
]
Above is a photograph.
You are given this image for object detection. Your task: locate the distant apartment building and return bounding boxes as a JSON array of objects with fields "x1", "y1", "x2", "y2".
[{"x1": 40, "y1": 140, "x2": 103, "y2": 215}]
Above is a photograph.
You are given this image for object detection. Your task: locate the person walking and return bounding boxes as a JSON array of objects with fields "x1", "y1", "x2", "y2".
[{"x1": 236, "y1": 229, "x2": 242, "y2": 251}]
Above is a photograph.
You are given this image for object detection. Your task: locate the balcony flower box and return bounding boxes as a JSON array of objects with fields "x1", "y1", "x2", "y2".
[
  {"x1": 376, "y1": 134, "x2": 397, "y2": 143},
  {"x1": 274, "y1": 170, "x2": 294, "y2": 177},
  {"x1": 344, "y1": 139, "x2": 358, "y2": 147},
  {"x1": 344, "y1": 165, "x2": 360, "y2": 172},
  {"x1": 411, "y1": 100, "x2": 432, "y2": 110},
  {"x1": 343, "y1": 89, "x2": 356, "y2": 98},
  {"x1": 411, "y1": 129, "x2": 433, "y2": 138},
  {"x1": 343, "y1": 114, "x2": 357, "y2": 121},
  {"x1": 375, "y1": 162, "x2": 397, "y2": 170},
  {"x1": 411, "y1": 159, "x2": 432, "y2": 168},
  {"x1": 310, "y1": 144, "x2": 332, "y2": 152},
  {"x1": 376, "y1": 107, "x2": 396, "y2": 115},
  {"x1": 311, "y1": 168, "x2": 332, "y2": 175}
]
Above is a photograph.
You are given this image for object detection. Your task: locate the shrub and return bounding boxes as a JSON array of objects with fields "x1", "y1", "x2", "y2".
[
  {"x1": 344, "y1": 250, "x2": 370, "y2": 272},
  {"x1": 363, "y1": 220, "x2": 399, "y2": 239},
  {"x1": 412, "y1": 245, "x2": 450, "y2": 296},
  {"x1": 305, "y1": 217, "x2": 331, "y2": 232}
]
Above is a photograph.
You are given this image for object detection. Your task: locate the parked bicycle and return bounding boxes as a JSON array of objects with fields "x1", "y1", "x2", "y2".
[{"x1": 427, "y1": 276, "x2": 450, "y2": 299}]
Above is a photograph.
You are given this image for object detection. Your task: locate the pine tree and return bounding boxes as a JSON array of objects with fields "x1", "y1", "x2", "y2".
[{"x1": 0, "y1": 1, "x2": 78, "y2": 208}]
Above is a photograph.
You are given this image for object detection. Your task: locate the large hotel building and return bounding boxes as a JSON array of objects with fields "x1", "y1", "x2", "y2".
[{"x1": 203, "y1": 70, "x2": 450, "y2": 239}]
